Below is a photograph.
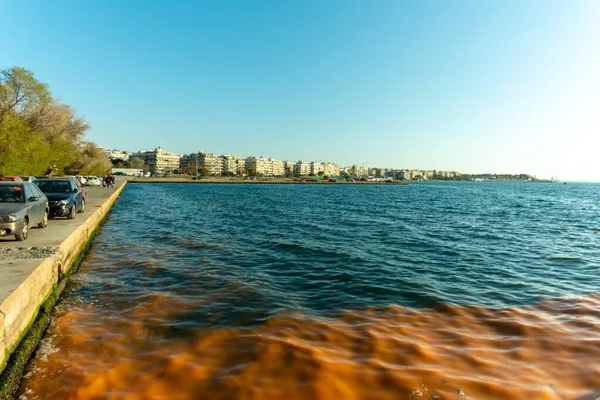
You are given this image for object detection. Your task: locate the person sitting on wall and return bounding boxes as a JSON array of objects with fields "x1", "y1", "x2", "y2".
[{"x1": 45, "y1": 164, "x2": 57, "y2": 176}]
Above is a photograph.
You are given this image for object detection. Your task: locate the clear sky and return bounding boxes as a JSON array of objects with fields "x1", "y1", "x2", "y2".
[{"x1": 2, "y1": 1, "x2": 599, "y2": 180}]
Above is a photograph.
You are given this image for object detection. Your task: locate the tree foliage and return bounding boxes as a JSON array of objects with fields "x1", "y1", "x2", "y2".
[
  {"x1": 112, "y1": 156, "x2": 148, "y2": 172},
  {"x1": 198, "y1": 168, "x2": 211, "y2": 177},
  {"x1": 128, "y1": 157, "x2": 146, "y2": 170},
  {"x1": 0, "y1": 66, "x2": 110, "y2": 176}
]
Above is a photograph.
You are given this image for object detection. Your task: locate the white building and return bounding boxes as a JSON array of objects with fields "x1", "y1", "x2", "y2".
[
  {"x1": 323, "y1": 162, "x2": 340, "y2": 177},
  {"x1": 294, "y1": 161, "x2": 311, "y2": 176},
  {"x1": 132, "y1": 148, "x2": 180, "y2": 174},
  {"x1": 352, "y1": 165, "x2": 369, "y2": 177},
  {"x1": 310, "y1": 162, "x2": 324, "y2": 176},
  {"x1": 105, "y1": 150, "x2": 132, "y2": 162},
  {"x1": 221, "y1": 155, "x2": 246, "y2": 176},
  {"x1": 245, "y1": 156, "x2": 269, "y2": 176},
  {"x1": 221, "y1": 155, "x2": 236, "y2": 175},
  {"x1": 270, "y1": 159, "x2": 285, "y2": 177},
  {"x1": 180, "y1": 152, "x2": 224, "y2": 175},
  {"x1": 284, "y1": 161, "x2": 295, "y2": 176},
  {"x1": 199, "y1": 152, "x2": 222, "y2": 175},
  {"x1": 246, "y1": 157, "x2": 285, "y2": 176}
]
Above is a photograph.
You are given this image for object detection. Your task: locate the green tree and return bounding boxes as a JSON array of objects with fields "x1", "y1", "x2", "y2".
[
  {"x1": 128, "y1": 157, "x2": 146, "y2": 170},
  {"x1": 198, "y1": 167, "x2": 210, "y2": 177},
  {"x1": 0, "y1": 66, "x2": 99, "y2": 176}
]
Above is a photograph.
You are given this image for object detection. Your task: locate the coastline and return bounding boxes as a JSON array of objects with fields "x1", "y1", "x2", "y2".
[
  {"x1": 127, "y1": 177, "x2": 408, "y2": 185},
  {"x1": 125, "y1": 177, "x2": 559, "y2": 185}
]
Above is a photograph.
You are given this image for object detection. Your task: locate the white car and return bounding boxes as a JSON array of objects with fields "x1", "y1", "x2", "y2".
[{"x1": 86, "y1": 176, "x2": 101, "y2": 186}]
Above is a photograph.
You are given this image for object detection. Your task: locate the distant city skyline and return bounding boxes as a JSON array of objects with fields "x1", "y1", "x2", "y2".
[
  {"x1": 106, "y1": 146, "x2": 533, "y2": 179},
  {"x1": 3, "y1": 1, "x2": 599, "y2": 181}
]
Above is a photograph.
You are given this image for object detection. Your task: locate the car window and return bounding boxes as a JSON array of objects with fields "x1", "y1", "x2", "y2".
[
  {"x1": 24, "y1": 184, "x2": 36, "y2": 200},
  {"x1": 0, "y1": 186, "x2": 25, "y2": 203},
  {"x1": 34, "y1": 186, "x2": 45, "y2": 198},
  {"x1": 36, "y1": 180, "x2": 72, "y2": 193}
]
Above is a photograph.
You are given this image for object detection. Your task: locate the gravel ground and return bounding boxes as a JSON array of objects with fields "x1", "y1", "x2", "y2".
[{"x1": 0, "y1": 246, "x2": 60, "y2": 261}]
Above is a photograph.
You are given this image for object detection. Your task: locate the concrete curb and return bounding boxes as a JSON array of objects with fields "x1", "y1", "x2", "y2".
[{"x1": 0, "y1": 182, "x2": 127, "y2": 398}]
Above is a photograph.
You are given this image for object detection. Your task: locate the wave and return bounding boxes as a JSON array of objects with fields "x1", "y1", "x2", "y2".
[{"x1": 549, "y1": 255, "x2": 585, "y2": 263}]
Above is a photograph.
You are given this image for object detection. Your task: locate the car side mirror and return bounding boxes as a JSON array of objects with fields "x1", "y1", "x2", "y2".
[
  {"x1": 28, "y1": 196, "x2": 39, "y2": 202},
  {"x1": 73, "y1": 188, "x2": 78, "y2": 193}
]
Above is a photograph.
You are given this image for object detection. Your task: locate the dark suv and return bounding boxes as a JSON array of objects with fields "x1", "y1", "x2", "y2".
[{"x1": 35, "y1": 179, "x2": 85, "y2": 219}]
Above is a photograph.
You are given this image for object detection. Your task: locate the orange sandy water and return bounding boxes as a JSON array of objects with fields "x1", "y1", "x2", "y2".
[{"x1": 17, "y1": 294, "x2": 600, "y2": 400}]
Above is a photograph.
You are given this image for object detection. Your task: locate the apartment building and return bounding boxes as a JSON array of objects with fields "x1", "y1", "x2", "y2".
[
  {"x1": 399, "y1": 170, "x2": 412, "y2": 180},
  {"x1": 310, "y1": 162, "x2": 324, "y2": 176},
  {"x1": 283, "y1": 161, "x2": 295, "y2": 176},
  {"x1": 270, "y1": 159, "x2": 285, "y2": 177},
  {"x1": 235, "y1": 157, "x2": 245, "y2": 175},
  {"x1": 323, "y1": 162, "x2": 340, "y2": 177},
  {"x1": 221, "y1": 155, "x2": 236, "y2": 175},
  {"x1": 245, "y1": 156, "x2": 269, "y2": 176},
  {"x1": 352, "y1": 165, "x2": 369, "y2": 177},
  {"x1": 294, "y1": 161, "x2": 311, "y2": 176},
  {"x1": 132, "y1": 147, "x2": 180, "y2": 174},
  {"x1": 199, "y1": 152, "x2": 222, "y2": 175},
  {"x1": 180, "y1": 152, "x2": 224, "y2": 175},
  {"x1": 220, "y1": 155, "x2": 246, "y2": 176},
  {"x1": 104, "y1": 149, "x2": 132, "y2": 162},
  {"x1": 245, "y1": 157, "x2": 285, "y2": 176},
  {"x1": 180, "y1": 153, "x2": 197, "y2": 175}
]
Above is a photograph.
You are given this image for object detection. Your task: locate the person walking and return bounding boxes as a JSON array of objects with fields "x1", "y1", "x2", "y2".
[
  {"x1": 104, "y1": 175, "x2": 111, "y2": 188},
  {"x1": 110, "y1": 174, "x2": 115, "y2": 188}
]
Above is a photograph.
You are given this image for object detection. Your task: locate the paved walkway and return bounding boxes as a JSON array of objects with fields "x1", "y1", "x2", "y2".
[
  {"x1": 0, "y1": 177, "x2": 127, "y2": 380},
  {"x1": 0, "y1": 179, "x2": 126, "y2": 249}
]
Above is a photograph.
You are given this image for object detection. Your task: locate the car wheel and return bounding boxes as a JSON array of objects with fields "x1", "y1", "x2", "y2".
[
  {"x1": 38, "y1": 210, "x2": 49, "y2": 228},
  {"x1": 15, "y1": 218, "x2": 28, "y2": 241},
  {"x1": 78, "y1": 200, "x2": 85, "y2": 213},
  {"x1": 67, "y1": 205, "x2": 76, "y2": 220}
]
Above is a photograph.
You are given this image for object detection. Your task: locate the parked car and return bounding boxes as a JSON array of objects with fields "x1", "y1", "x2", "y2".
[
  {"x1": 34, "y1": 179, "x2": 85, "y2": 219},
  {"x1": 34, "y1": 176, "x2": 87, "y2": 202},
  {"x1": 53, "y1": 176, "x2": 87, "y2": 202},
  {"x1": 0, "y1": 182, "x2": 49, "y2": 241},
  {"x1": 86, "y1": 176, "x2": 102, "y2": 186},
  {"x1": 1, "y1": 176, "x2": 23, "y2": 182}
]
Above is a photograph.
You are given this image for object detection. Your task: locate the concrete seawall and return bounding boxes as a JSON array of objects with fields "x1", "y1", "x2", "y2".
[{"x1": 0, "y1": 180, "x2": 127, "y2": 398}]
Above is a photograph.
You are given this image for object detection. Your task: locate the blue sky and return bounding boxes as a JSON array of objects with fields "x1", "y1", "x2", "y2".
[{"x1": 2, "y1": 1, "x2": 599, "y2": 180}]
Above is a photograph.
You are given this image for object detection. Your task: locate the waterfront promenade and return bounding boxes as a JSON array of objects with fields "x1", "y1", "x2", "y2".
[
  {"x1": 0, "y1": 181, "x2": 124, "y2": 249},
  {"x1": 0, "y1": 179, "x2": 126, "y2": 398}
]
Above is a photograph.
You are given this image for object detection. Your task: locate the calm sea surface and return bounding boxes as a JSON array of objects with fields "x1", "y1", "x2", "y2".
[{"x1": 18, "y1": 182, "x2": 600, "y2": 399}]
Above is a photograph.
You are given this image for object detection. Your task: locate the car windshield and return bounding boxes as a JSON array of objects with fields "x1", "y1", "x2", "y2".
[
  {"x1": 0, "y1": 186, "x2": 25, "y2": 203},
  {"x1": 36, "y1": 181, "x2": 72, "y2": 193}
]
